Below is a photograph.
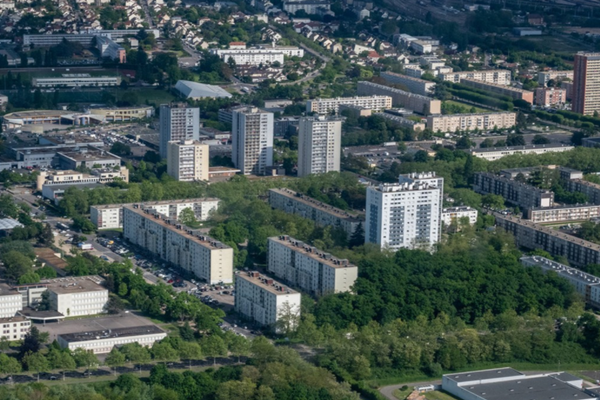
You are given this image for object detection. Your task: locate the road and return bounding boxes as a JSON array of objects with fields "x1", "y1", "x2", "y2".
[
  {"x1": 139, "y1": 0, "x2": 155, "y2": 28},
  {"x1": 379, "y1": 380, "x2": 442, "y2": 400}
]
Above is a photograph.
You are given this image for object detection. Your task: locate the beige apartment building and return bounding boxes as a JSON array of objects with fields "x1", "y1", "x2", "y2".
[
  {"x1": 573, "y1": 52, "x2": 600, "y2": 115},
  {"x1": 0, "y1": 316, "x2": 31, "y2": 341},
  {"x1": 306, "y1": 96, "x2": 392, "y2": 114},
  {"x1": 297, "y1": 116, "x2": 342, "y2": 177},
  {"x1": 167, "y1": 140, "x2": 209, "y2": 182},
  {"x1": 427, "y1": 112, "x2": 516, "y2": 132},
  {"x1": 440, "y1": 70, "x2": 512, "y2": 85}
]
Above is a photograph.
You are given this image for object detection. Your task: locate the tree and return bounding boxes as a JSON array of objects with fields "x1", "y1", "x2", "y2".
[
  {"x1": 105, "y1": 347, "x2": 126, "y2": 374},
  {"x1": 228, "y1": 334, "x2": 250, "y2": 363},
  {"x1": 179, "y1": 207, "x2": 200, "y2": 229},
  {"x1": 118, "y1": 282, "x2": 128, "y2": 297},
  {"x1": 177, "y1": 341, "x2": 203, "y2": 361},
  {"x1": 0, "y1": 353, "x2": 21, "y2": 374},
  {"x1": 414, "y1": 150, "x2": 430, "y2": 163},
  {"x1": 47, "y1": 348, "x2": 76, "y2": 370},
  {"x1": 482, "y1": 194, "x2": 505, "y2": 210},
  {"x1": 72, "y1": 348, "x2": 99, "y2": 369},
  {"x1": 532, "y1": 134, "x2": 551, "y2": 145},
  {"x1": 151, "y1": 341, "x2": 179, "y2": 362},
  {"x1": 39, "y1": 223, "x2": 54, "y2": 246},
  {"x1": 455, "y1": 136, "x2": 473, "y2": 149},
  {"x1": 179, "y1": 321, "x2": 195, "y2": 341},
  {"x1": 110, "y1": 142, "x2": 132, "y2": 156},
  {"x1": 18, "y1": 272, "x2": 40, "y2": 284},
  {"x1": 20, "y1": 326, "x2": 43, "y2": 356},
  {"x1": 120, "y1": 342, "x2": 151, "y2": 365},
  {"x1": 506, "y1": 134, "x2": 526, "y2": 146},
  {"x1": 276, "y1": 301, "x2": 300, "y2": 336},
  {"x1": 349, "y1": 223, "x2": 365, "y2": 248},
  {"x1": 201, "y1": 335, "x2": 227, "y2": 365},
  {"x1": 2, "y1": 250, "x2": 33, "y2": 281},
  {"x1": 106, "y1": 295, "x2": 125, "y2": 314},
  {"x1": 22, "y1": 351, "x2": 49, "y2": 379}
]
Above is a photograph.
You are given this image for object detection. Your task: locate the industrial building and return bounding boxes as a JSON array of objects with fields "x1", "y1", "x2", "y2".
[
  {"x1": 123, "y1": 205, "x2": 233, "y2": 284},
  {"x1": 470, "y1": 144, "x2": 574, "y2": 161},
  {"x1": 174, "y1": 80, "x2": 233, "y2": 100},
  {"x1": 267, "y1": 235, "x2": 358, "y2": 296},
  {"x1": 235, "y1": 271, "x2": 301, "y2": 332},
  {"x1": 379, "y1": 71, "x2": 436, "y2": 96},
  {"x1": 86, "y1": 106, "x2": 154, "y2": 122},
  {"x1": 56, "y1": 146, "x2": 121, "y2": 170},
  {"x1": 268, "y1": 188, "x2": 363, "y2": 238},
  {"x1": 356, "y1": 81, "x2": 442, "y2": 114},
  {"x1": 58, "y1": 325, "x2": 167, "y2": 354},
  {"x1": 440, "y1": 70, "x2": 512, "y2": 85},
  {"x1": 297, "y1": 116, "x2": 342, "y2": 177},
  {"x1": 167, "y1": 140, "x2": 209, "y2": 182},
  {"x1": 32, "y1": 74, "x2": 121, "y2": 88},
  {"x1": 306, "y1": 96, "x2": 392, "y2": 114},
  {"x1": 427, "y1": 112, "x2": 516, "y2": 133},
  {"x1": 459, "y1": 78, "x2": 534, "y2": 103},
  {"x1": 473, "y1": 172, "x2": 554, "y2": 209}
]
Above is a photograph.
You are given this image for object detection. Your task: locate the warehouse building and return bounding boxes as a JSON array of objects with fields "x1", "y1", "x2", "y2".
[
  {"x1": 58, "y1": 325, "x2": 167, "y2": 354},
  {"x1": 267, "y1": 235, "x2": 358, "y2": 296},
  {"x1": 32, "y1": 74, "x2": 121, "y2": 88},
  {"x1": 473, "y1": 172, "x2": 554, "y2": 209},
  {"x1": 356, "y1": 81, "x2": 441, "y2": 114}
]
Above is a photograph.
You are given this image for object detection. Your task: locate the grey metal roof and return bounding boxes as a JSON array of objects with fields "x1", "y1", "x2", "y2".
[
  {"x1": 445, "y1": 368, "x2": 523, "y2": 383},
  {"x1": 0, "y1": 218, "x2": 23, "y2": 230},
  {"x1": 175, "y1": 80, "x2": 233, "y2": 99},
  {"x1": 464, "y1": 375, "x2": 593, "y2": 400}
]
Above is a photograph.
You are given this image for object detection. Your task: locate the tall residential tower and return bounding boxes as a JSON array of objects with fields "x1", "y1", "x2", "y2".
[
  {"x1": 159, "y1": 103, "x2": 200, "y2": 158},
  {"x1": 166, "y1": 140, "x2": 209, "y2": 182},
  {"x1": 232, "y1": 107, "x2": 273, "y2": 175},
  {"x1": 573, "y1": 52, "x2": 600, "y2": 115},
  {"x1": 297, "y1": 116, "x2": 342, "y2": 177}
]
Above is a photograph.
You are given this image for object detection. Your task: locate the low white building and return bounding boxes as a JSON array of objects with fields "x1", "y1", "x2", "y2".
[
  {"x1": 306, "y1": 96, "x2": 392, "y2": 114},
  {"x1": 32, "y1": 74, "x2": 121, "y2": 88},
  {"x1": 46, "y1": 276, "x2": 108, "y2": 317},
  {"x1": 235, "y1": 271, "x2": 301, "y2": 332},
  {"x1": 0, "y1": 285, "x2": 23, "y2": 319},
  {"x1": 0, "y1": 316, "x2": 31, "y2": 341},
  {"x1": 210, "y1": 45, "x2": 304, "y2": 66},
  {"x1": 441, "y1": 206, "x2": 478, "y2": 227},
  {"x1": 57, "y1": 325, "x2": 167, "y2": 354},
  {"x1": 470, "y1": 144, "x2": 574, "y2": 161}
]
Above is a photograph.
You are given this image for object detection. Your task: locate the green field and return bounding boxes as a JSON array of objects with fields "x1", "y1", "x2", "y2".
[
  {"x1": 443, "y1": 100, "x2": 490, "y2": 114},
  {"x1": 424, "y1": 391, "x2": 460, "y2": 400}
]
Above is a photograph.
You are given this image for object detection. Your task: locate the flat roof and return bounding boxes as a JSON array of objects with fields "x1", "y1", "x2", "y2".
[
  {"x1": 528, "y1": 203, "x2": 600, "y2": 212},
  {"x1": 43, "y1": 276, "x2": 106, "y2": 294},
  {"x1": 472, "y1": 144, "x2": 573, "y2": 153},
  {"x1": 521, "y1": 255, "x2": 600, "y2": 286},
  {"x1": 237, "y1": 272, "x2": 298, "y2": 295},
  {"x1": 44, "y1": 183, "x2": 103, "y2": 192},
  {"x1": 462, "y1": 375, "x2": 591, "y2": 400},
  {"x1": 269, "y1": 188, "x2": 363, "y2": 222},
  {"x1": 125, "y1": 205, "x2": 231, "y2": 250},
  {"x1": 445, "y1": 368, "x2": 523, "y2": 383},
  {"x1": 269, "y1": 235, "x2": 357, "y2": 269},
  {"x1": 460, "y1": 78, "x2": 533, "y2": 93},
  {"x1": 91, "y1": 198, "x2": 220, "y2": 210},
  {"x1": 59, "y1": 325, "x2": 165, "y2": 343},
  {"x1": 0, "y1": 283, "x2": 19, "y2": 298},
  {"x1": 475, "y1": 172, "x2": 552, "y2": 194},
  {"x1": 18, "y1": 308, "x2": 64, "y2": 319},
  {"x1": 0, "y1": 316, "x2": 28, "y2": 323},
  {"x1": 57, "y1": 149, "x2": 120, "y2": 161}
]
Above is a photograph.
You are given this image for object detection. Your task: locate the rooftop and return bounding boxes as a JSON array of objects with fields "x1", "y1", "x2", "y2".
[
  {"x1": 0, "y1": 218, "x2": 24, "y2": 230},
  {"x1": 43, "y1": 276, "x2": 106, "y2": 294},
  {"x1": 0, "y1": 283, "x2": 18, "y2": 298},
  {"x1": 445, "y1": 367, "x2": 523, "y2": 383},
  {"x1": 174, "y1": 80, "x2": 233, "y2": 99},
  {"x1": 0, "y1": 316, "x2": 28, "y2": 324},
  {"x1": 521, "y1": 255, "x2": 600, "y2": 286},
  {"x1": 382, "y1": 71, "x2": 435, "y2": 84},
  {"x1": 42, "y1": 183, "x2": 103, "y2": 192},
  {"x1": 472, "y1": 144, "x2": 573, "y2": 153},
  {"x1": 237, "y1": 271, "x2": 298, "y2": 295},
  {"x1": 269, "y1": 188, "x2": 363, "y2": 222},
  {"x1": 475, "y1": 172, "x2": 553, "y2": 194},
  {"x1": 443, "y1": 206, "x2": 477, "y2": 213},
  {"x1": 269, "y1": 235, "x2": 357, "y2": 269},
  {"x1": 460, "y1": 78, "x2": 534, "y2": 93},
  {"x1": 57, "y1": 147, "x2": 120, "y2": 162},
  {"x1": 91, "y1": 198, "x2": 220, "y2": 210},
  {"x1": 59, "y1": 325, "x2": 165, "y2": 343},
  {"x1": 358, "y1": 81, "x2": 436, "y2": 100},
  {"x1": 459, "y1": 375, "x2": 590, "y2": 400}
]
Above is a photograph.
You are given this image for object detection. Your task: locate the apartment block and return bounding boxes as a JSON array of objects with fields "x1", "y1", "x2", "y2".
[
  {"x1": 32, "y1": 75, "x2": 121, "y2": 88},
  {"x1": 573, "y1": 52, "x2": 600, "y2": 115},
  {"x1": 268, "y1": 188, "x2": 363, "y2": 238},
  {"x1": 235, "y1": 271, "x2": 301, "y2": 331},
  {"x1": 306, "y1": 96, "x2": 392, "y2": 114},
  {"x1": 231, "y1": 107, "x2": 274, "y2": 176},
  {"x1": 441, "y1": 207, "x2": 478, "y2": 226},
  {"x1": 46, "y1": 276, "x2": 108, "y2": 317},
  {"x1": 0, "y1": 285, "x2": 23, "y2": 318},
  {"x1": 123, "y1": 205, "x2": 233, "y2": 284},
  {"x1": 365, "y1": 172, "x2": 443, "y2": 251},
  {"x1": 427, "y1": 112, "x2": 516, "y2": 133},
  {"x1": 440, "y1": 70, "x2": 512, "y2": 85},
  {"x1": 267, "y1": 235, "x2": 358, "y2": 296},
  {"x1": 538, "y1": 70, "x2": 574, "y2": 86},
  {"x1": 495, "y1": 213, "x2": 600, "y2": 266},
  {"x1": 473, "y1": 172, "x2": 554, "y2": 209},
  {"x1": 297, "y1": 116, "x2": 342, "y2": 177},
  {"x1": 521, "y1": 256, "x2": 600, "y2": 308},
  {"x1": 459, "y1": 78, "x2": 534, "y2": 103},
  {"x1": 58, "y1": 325, "x2": 167, "y2": 354},
  {"x1": 377, "y1": 113, "x2": 426, "y2": 132},
  {"x1": 563, "y1": 179, "x2": 600, "y2": 205},
  {"x1": 525, "y1": 204, "x2": 600, "y2": 223},
  {"x1": 470, "y1": 144, "x2": 574, "y2": 161},
  {"x1": 0, "y1": 316, "x2": 31, "y2": 341},
  {"x1": 90, "y1": 198, "x2": 220, "y2": 229},
  {"x1": 167, "y1": 140, "x2": 209, "y2": 182},
  {"x1": 210, "y1": 45, "x2": 304, "y2": 66},
  {"x1": 534, "y1": 87, "x2": 566, "y2": 107},
  {"x1": 380, "y1": 71, "x2": 436, "y2": 96},
  {"x1": 159, "y1": 103, "x2": 200, "y2": 158},
  {"x1": 356, "y1": 81, "x2": 441, "y2": 114}
]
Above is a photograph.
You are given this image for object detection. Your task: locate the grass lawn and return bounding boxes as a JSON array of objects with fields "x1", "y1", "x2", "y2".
[
  {"x1": 443, "y1": 100, "x2": 490, "y2": 113},
  {"x1": 126, "y1": 87, "x2": 177, "y2": 106},
  {"x1": 393, "y1": 386, "x2": 413, "y2": 400},
  {"x1": 424, "y1": 391, "x2": 460, "y2": 400}
]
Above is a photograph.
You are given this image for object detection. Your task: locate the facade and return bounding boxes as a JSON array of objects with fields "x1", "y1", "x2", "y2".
[
  {"x1": 470, "y1": 144, "x2": 574, "y2": 161},
  {"x1": 46, "y1": 276, "x2": 108, "y2": 317},
  {"x1": 377, "y1": 113, "x2": 426, "y2": 132},
  {"x1": 87, "y1": 106, "x2": 154, "y2": 122},
  {"x1": 0, "y1": 317, "x2": 31, "y2": 341},
  {"x1": 90, "y1": 198, "x2": 220, "y2": 229},
  {"x1": 167, "y1": 140, "x2": 209, "y2": 182},
  {"x1": 235, "y1": 271, "x2": 301, "y2": 331},
  {"x1": 365, "y1": 172, "x2": 443, "y2": 251},
  {"x1": 538, "y1": 70, "x2": 574, "y2": 85},
  {"x1": 267, "y1": 235, "x2": 358, "y2": 296},
  {"x1": 573, "y1": 52, "x2": 600, "y2": 115},
  {"x1": 495, "y1": 213, "x2": 600, "y2": 266},
  {"x1": 159, "y1": 103, "x2": 200, "y2": 159},
  {"x1": 32, "y1": 75, "x2": 121, "y2": 88},
  {"x1": 525, "y1": 204, "x2": 600, "y2": 223},
  {"x1": 268, "y1": 188, "x2": 363, "y2": 238},
  {"x1": 306, "y1": 96, "x2": 392, "y2": 114},
  {"x1": 460, "y1": 78, "x2": 534, "y2": 103},
  {"x1": 534, "y1": 87, "x2": 566, "y2": 107},
  {"x1": 37, "y1": 168, "x2": 129, "y2": 191},
  {"x1": 283, "y1": 0, "x2": 330, "y2": 14},
  {"x1": 210, "y1": 45, "x2": 303, "y2": 66},
  {"x1": 57, "y1": 325, "x2": 167, "y2": 354},
  {"x1": 441, "y1": 206, "x2": 478, "y2": 226},
  {"x1": 522, "y1": 256, "x2": 600, "y2": 308},
  {"x1": 0, "y1": 285, "x2": 23, "y2": 319},
  {"x1": 380, "y1": 71, "x2": 436, "y2": 96},
  {"x1": 473, "y1": 172, "x2": 554, "y2": 209},
  {"x1": 231, "y1": 107, "x2": 273, "y2": 176},
  {"x1": 356, "y1": 81, "x2": 441, "y2": 114},
  {"x1": 123, "y1": 205, "x2": 233, "y2": 284},
  {"x1": 440, "y1": 69, "x2": 512, "y2": 85},
  {"x1": 563, "y1": 178, "x2": 600, "y2": 205},
  {"x1": 297, "y1": 116, "x2": 342, "y2": 177},
  {"x1": 427, "y1": 112, "x2": 516, "y2": 133}
]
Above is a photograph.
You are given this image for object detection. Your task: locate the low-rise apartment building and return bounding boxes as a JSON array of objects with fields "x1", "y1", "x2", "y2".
[
  {"x1": 427, "y1": 112, "x2": 516, "y2": 133},
  {"x1": 440, "y1": 70, "x2": 512, "y2": 85},
  {"x1": 377, "y1": 113, "x2": 426, "y2": 132},
  {"x1": 473, "y1": 172, "x2": 554, "y2": 209},
  {"x1": 441, "y1": 207, "x2": 478, "y2": 226},
  {"x1": 459, "y1": 78, "x2": 534, "y2": 103},
  {"x1": 470, "y1": 144, "x2": 574, "y2": 161},
  {"x1": 268, "y1": 188, "x2": 363, "y2": 238},
  {"x1": 356, "y1": 81, "x2": 441, "y2": 114},
  {"x1": 306, "y1": 96, "x2": 392, "y2": 114},
  {"x1": 495, "y1": 213, "x2": 600, "y2": 266},
  {"x1": 538, "y1": 70, "x2": 574, "y2": 86},
  {"x1": 380, "y1": 71, "x2": 436, "y2": 96},
  {"x1": 123, "y1": 205, "x2": 233, "y2": 284},
  {"x1": 563, "y1": 179, "x2": 600, "y2": 205},
  {"x1": 235, "y1": 271, "x2": 301, "y2": 331},
  {"x1": 534, "y1": 87, "x2": 567, "y2": 107},
  {"x1": 32, "y1": 74, "x2": 121, "y2": 88},
  {"x1": 0, "y1": 316, "x2": 31, "y2": 341},
  {"x1": 267, "y1": 235, "x2": 358, "y2": 296},
  {"x1": 90, "y1": 198, "x2": 220, "y2": 229},
  {"x1": 58, "y1": 325, "x2": 167, "y2": 354},
  {"x1": 525, "y1": 204, "x2": 600, "y2": 223}
]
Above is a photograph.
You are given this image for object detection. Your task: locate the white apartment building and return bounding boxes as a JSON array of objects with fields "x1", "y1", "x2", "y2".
[
  {"x1": 231, "y1": 107, "x2": 273, "y2": 176},
  {"x1": 0, "y1": 317, "x2": 31, "y2": 341},
  {"x1": 441, "y1": 206, "x2": 478, "y2": 226},
  {"x1": 90, "y1": 198, "x2": 220, "y2": 229},
  {"x1": 526, "y1": 204, "x2": 600, "y2": 223},
  {"x1": 297, "y1": 116, "x2": 342, "y2": 177},
  {"x1": 159, "y1": 103, "x2": 200, "y2": 158},
  {"x1": 470, "y1": 144, "x2": 574, "y2": 161},
  {"x1": 306, "y1": 96, "x2": 392, "y2": 114},
  {"x1": 58, "y1": 325, "x2": 167, "y2": 354},
  {"x1": 46, "y1": 276, "x2": 108, "y2": 317},
  {"x1": 538, "y1": 70, "x2": 574, "y2": 86},
  {"x1": 366, "y1": 172, "x2": 443, "y2": 250},
  {"x1": 123, "y1": 205, "x2": 233, "y2": 284},
  {"x1": 210, "y1": 45, "x2": 304, "y2": 66},
  {"x1": 235, "y1": 271, "x2": 301, "y2": 331},
  {"x1": 167, "y1": 140, "x2": 209, "y2": 182},
  {"x1": 268, "y1": 235, "x2": 358, "y2": 296},
  {"x1": 0, "y1": 285, "x2": 23, "y2": 319},
  {"x1": 440, "y1": 70, "x2": 512, "y2": 85},
  {"x1": 32, "y1": 75, "x2": 121, "y2": 88},
  {"x1": 427, "y1": 112, "x2": 516, "y2": 133}
]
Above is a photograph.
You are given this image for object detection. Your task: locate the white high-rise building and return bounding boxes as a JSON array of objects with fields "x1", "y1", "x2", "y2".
[
  {"x1": 365, "y1": 172, "x2": 443, "y2": 250},
  {"x1": 159, "y1": 103, "x2": 200, "y2": 158},
  {"x1": 167, "y1": 140, "x2": 209, "y2": 182},
  {"x1": 297, "y1": 116, "x2": 342, "y2": 177},
  {"x1": 232, "y1": 107, "x2": 273, "y2": 175}
]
